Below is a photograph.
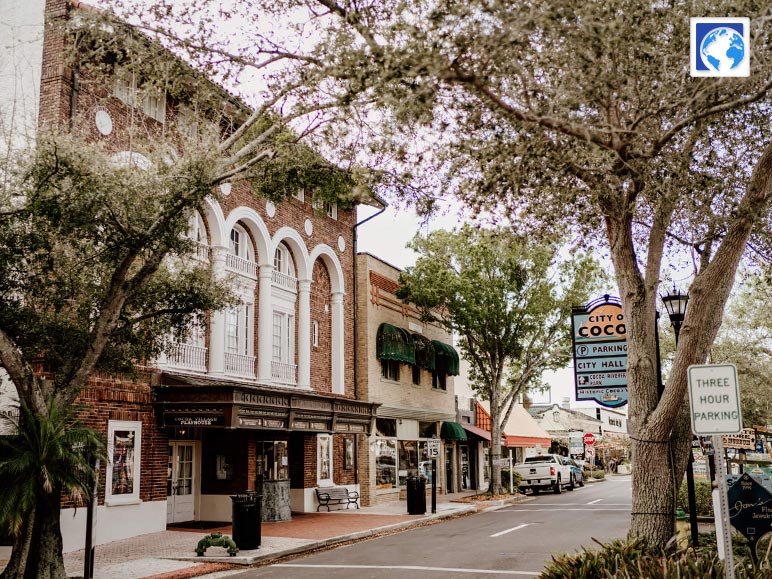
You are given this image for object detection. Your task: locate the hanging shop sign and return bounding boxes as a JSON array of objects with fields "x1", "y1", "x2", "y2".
[{"x1": 571, "y1": 295, "x2": 628, "y2": 408}]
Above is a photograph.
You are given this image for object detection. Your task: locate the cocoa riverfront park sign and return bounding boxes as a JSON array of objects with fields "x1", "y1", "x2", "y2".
[{"x1": 571, "y1": 295, "x2": 628, "y2": 408}]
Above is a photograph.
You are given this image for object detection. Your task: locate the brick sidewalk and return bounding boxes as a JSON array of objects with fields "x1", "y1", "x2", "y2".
[{"x1": 57, "y1": 496, "x2": 480, "y2": 579}]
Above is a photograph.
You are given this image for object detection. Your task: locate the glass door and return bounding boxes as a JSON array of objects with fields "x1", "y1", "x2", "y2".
[{"x1": 167, "y1": 442, "x2": 196, "y2": 524}]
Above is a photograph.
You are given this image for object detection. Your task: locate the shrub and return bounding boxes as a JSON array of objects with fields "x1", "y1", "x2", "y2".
[
  {"x1": 540, "y1": 536, "x2": 767, "y2": 578},
  {"x1": 591, "y1": 470, "x2": 606, "y2": 479},
  {"x1": 500, "y1": 468, "x2": 522, "y2": 492},
  {"x1": 678, "y1": 478, "x2": 714, "y2": 517}
]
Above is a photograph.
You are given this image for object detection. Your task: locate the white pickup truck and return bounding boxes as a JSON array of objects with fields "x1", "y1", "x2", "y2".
[{"x1": 513, "y1": 454, "x2": 574, "y2": 494}]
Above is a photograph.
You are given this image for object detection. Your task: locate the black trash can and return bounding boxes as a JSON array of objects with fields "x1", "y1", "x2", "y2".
[
  {"x1": 231, "y1": 492, "x2": 262, "y2": 550},
  {"x1": 406, "y1": 474, "x2": 427, "y2": 515}
]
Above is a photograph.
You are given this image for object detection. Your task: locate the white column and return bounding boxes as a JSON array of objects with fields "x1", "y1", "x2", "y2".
[
  {"x1": 208, "y1": 247, "x2": 228, "y2": 376},
  {"x1": 257, "y1": 264, "x2": 273, "y2": 384},
  {"x1": 331, "y1": 291, "x2": 345, "y2": 394},
  {"x1": 297, "y1": 279, "x2": 312, "y2": 389}
]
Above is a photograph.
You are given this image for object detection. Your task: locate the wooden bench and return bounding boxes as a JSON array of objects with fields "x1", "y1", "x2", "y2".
[{"x1": 315, "y1": 487, "x2": 360, "y2": 511}]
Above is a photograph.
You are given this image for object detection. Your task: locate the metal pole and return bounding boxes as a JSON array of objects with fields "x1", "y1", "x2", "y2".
[
  {"x1": 431, "y1": 458, "x2": 437, "y2": 514},
  {"x1": 685, "y1": 448, "x2": 700, "y2": 548},
  {"x1": 508, "y1": 449, "x2": 513, "y2": 495},
  {"x1": 84, "y1": 459, "x2": 100, "y2": 579},
  {"x1": 711, "y1": 435, "x2": 735, "y2": 579},
  {"x1": 673, "y1": 322, "x2": 700, "y2": 550}
]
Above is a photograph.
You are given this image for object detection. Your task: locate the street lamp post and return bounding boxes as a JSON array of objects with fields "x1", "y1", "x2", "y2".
[{"x1": 661, "y1": 285, "x2": 699, "y2": 549}]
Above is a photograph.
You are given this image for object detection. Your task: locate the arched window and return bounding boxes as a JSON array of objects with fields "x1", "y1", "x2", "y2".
[
  {"x1": 229, "y1": 224, "x2": 254, "y2": 261},
  {"x1": 273, "y1": 243, "x2": 296, "y2": 277}
]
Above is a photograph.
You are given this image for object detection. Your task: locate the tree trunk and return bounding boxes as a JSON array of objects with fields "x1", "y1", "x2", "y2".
[
  {"x1": 489, "y1": 378, "x2": 503, "y2": 495},
  {"x1": 629, "y1": 436, "x2": 676, "y2": 546},
  {"x1": 0, "y1": 508, "x2": 32, "y2": 579},
  {"x1": 25, "y1": 493, "x2": 66, "y2": 579}
]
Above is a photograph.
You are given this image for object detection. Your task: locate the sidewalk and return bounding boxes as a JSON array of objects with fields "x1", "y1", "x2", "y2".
[{"x1": 51, "y1": 491, "x2": 492, "y2": 579}]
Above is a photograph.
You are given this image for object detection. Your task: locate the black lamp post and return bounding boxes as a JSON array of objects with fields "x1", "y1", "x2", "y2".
[
  {"x1": 660, "y1": 284, "x2": 698, "y2": 549},
  {"x1": 661, "y1": 285, "x2": 689, "y2": 342}
]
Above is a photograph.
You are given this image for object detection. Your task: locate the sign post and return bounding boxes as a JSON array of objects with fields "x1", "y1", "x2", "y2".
[
  {"x1": 688, "y1": 363, "x2": 742, "y2": 579},
  {"x1": 426, "y1": 438, "x2": 440, "y2": 514}
]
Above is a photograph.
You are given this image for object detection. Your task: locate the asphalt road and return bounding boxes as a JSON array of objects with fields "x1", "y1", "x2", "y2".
[{"x1": 234, "y1": 476, "x2": 632, "y2": 578}]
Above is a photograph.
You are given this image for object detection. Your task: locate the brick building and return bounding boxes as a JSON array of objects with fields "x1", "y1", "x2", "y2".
[
  {"x1": 3, "y1": 0, "x2": 378, "y2": 552},
  {"x1": 355, "y1": 253, "x2": 462, "y2": 505}
]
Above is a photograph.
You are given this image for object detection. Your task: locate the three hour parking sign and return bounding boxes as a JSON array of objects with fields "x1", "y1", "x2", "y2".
[{"x1": 688, "y1": 363, "x2": 742, "y2": 435}]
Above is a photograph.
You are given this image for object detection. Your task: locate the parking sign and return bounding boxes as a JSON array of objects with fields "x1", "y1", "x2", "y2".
[{"x1": 688, "y1": 364, "x2": 742, "y2": 435}]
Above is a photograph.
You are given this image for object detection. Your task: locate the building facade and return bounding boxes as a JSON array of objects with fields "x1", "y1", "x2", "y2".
[
  {"x1": 355, "y1": 253, "x2": 461, "y2": 504},
  {"x1": 4, "y1": 0, "x2": 378, "y2": 552}
]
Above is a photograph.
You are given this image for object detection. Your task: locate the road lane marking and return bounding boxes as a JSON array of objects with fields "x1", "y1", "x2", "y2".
[
  {"x1": 495, "y1": 508, "x2": 629, "y2": 512},
  {"x1": 490, "y1": 523, "x2": 530, "y2": 537},
  {"x1": 274, "y1": 564, "x2": 539, "y2": 575},
  {"x1": 587, "y1": 499, "x2": 602, "y2": 505},
  {"x1": 496, "y1": 503, "x2": 631, "y2": 507}
]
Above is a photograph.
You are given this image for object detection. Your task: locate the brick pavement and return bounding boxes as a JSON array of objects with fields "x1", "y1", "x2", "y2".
[{"x1": 53, "y1": 493, "x2": 482, "y2": 578}]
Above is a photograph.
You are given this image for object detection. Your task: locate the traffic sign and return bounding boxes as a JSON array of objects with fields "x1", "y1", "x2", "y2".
[
  {"x1": 688, "y1": 364, "x2": 742, "y2": 435},
  {"x1": 426, "y1": 439, "x2": 440, "y2": 458},
  {"x1": 583, "y1": 433, "x2": 596, "y2": 446}
]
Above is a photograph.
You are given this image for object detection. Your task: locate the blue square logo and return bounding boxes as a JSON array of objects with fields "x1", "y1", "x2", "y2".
[{"x1": 690, "y1": 17, "x2": 750, "y2": 77}]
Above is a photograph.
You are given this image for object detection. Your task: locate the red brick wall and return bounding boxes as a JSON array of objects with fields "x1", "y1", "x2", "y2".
[
  {"x1": 310, "y1": 260, "x2": 332, "y2": 393},
  {"x1": 333, "y1": 434, "x2": 356, "y2": 485},
  {"x1": 303, "y1": 435, "x2": 317, "y2": 488},
  {"x1": 63, "y1": 374, "x2": 167, "y2": 508}
]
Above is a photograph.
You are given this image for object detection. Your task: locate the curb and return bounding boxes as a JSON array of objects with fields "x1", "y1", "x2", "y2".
[{"x1": 165, "y1": 506, "x2": 477, "y2": 566}]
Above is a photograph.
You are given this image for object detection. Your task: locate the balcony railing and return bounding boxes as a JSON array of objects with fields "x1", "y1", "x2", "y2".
[
  {"x1": 272, "y1": 270, "x2": 297, "y2": 292},
  {"x1": 225, "y1": 253, "x2": 257, "y2": 278},
  {"x1": 224, "y1": 352, "x2": 256, "y2": 379},
  {"x1": 166, "y1": 342, "x2": 207, "y2": 372},
  {"x1": 271, "y1": 360, "x2": 297, "y2": 385},
  {"x1": 194, "y1": 242, "x2": 211, "y2": 262}
]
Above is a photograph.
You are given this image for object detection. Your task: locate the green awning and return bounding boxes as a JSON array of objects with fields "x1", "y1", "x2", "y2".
[
  {"x1": 411, "y1": 334, "x2": 436, "y2": 371},
  {"x1": 376, "y1": 323, "x2": 415, "y2": 365},
  {"x1": 441, "y1": 421, "x2": 467, "y2": 441},
  {"x1": 431, "y1": 340, "x2": 460, "y2": 376}
]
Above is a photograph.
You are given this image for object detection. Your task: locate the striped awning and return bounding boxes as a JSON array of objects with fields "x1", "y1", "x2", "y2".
[
  {"x1": 376, "y1": 323, "x2": 415, "y2": 365},
  {"x1": 431, "y1": 340, "x2": 460, "y2": 376}
]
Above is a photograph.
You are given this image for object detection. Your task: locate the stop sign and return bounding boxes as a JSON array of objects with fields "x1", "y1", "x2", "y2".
[{"x1": 583, "y1": 433, "x2": 596, "y2": 446}]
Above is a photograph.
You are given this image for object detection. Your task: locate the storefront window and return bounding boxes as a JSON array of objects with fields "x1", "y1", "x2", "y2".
[
  {"x1": 106, "y1": 420, "x2": 142, "y2": 505},
  {"x1": 256, "y1": 441, "x2": 289, "y2": 481},
  {"x1": 399, "y1": 440, "x2": 437, "y2": 485},
  {"x1": 375, "y1": 439, "x2": 397, "y2": 489},
  {"x1": 317, "y1": 434, "x2": 333, "y2": 485},
  {"x1": 398, "y1": 440, "x2": 419, "y2": 486}
]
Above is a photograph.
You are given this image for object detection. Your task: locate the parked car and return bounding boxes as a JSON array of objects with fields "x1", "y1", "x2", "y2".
[
  {"x1": 567, "y1": 458, "x2": 585, "y2": 487},
  {"x1": 513, "y1": 454, "x2": 574, "y2": 494}
]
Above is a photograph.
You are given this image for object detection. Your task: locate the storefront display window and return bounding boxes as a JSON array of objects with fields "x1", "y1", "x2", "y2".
[
  {"x1": 375, "y1": 439, "x2": 397, "y2": 489},
  {"x1": 256, "y1": 440, "x2": 289, "y2": 481},
  {"x1": 317, "y1": 434, "x2": 333, "y2": 486},
  {"x1": 106, "y1": 420, "x2": 142, "y2": 505}
]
